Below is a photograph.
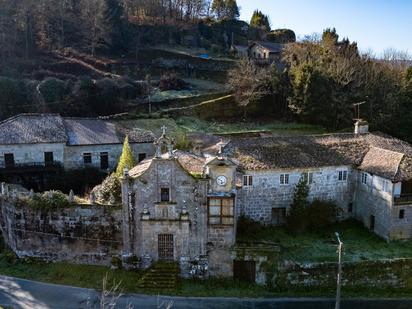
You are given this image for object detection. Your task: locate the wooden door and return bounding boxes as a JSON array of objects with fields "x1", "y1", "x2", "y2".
[
  {"x1": 272, "y1": 208, "x2": 286, "y2": 226},
  {"x1": 233, "y1": 260, "x2": 256, "y2": 283}
]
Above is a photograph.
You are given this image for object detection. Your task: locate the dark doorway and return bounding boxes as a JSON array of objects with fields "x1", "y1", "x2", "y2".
[
  {"x1": 234, "y1": 260, "x2": 256, "y2": 283},
  {"x1": 4, "y1": 153, "x2": 14, "y2": 168},
  {"x1": 44, "y1": 152, "x2": 54, "y2": 166},
  {"x1": 138, "y1": 153, "x2": 147, "y2": 162},
  {"x1": 158, "y1": 234, "x2": 174, "y2": 260},
  {"x1": 100, "y1": 152, "x2": 109, "y2": 170},
  {"x1": 271, "y1": 208, "x2": 286, "y2": 226},
  {"x1": 370, "y1": 215, "x2": 375, "y2": 230}
]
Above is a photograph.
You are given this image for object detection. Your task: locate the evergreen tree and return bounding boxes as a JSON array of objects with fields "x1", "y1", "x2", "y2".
[
  {"x1": 116, "y1": 135, "x2": 136, "y2": 177},
  {"x1": 287, "y1": 176, "x2": 309, "y2": 233},
  {"x1": 224, "y1": 0, "x2": 240, "y2": 20},
  {"x1": 250, "y1": 10, "x2": 270, "y2": 31}
]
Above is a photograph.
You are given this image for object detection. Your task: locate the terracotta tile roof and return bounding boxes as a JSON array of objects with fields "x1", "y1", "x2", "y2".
[
  {"x1": 129, "y1": 159, "x2": 153, "y2": 178},
  {"x1": 359, "y1": 147, "x2": 404, "y2": 180},
  {"x1": 0, "y1": 114, "x2": 67, "y2": 144}
]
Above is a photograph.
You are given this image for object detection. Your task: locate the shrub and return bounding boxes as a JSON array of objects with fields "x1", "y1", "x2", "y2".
[
  {"x1": 28, "y1": 191, "x2": 70, "y2": 210},
  {"x1": 92, "y1": 173, "x2": 121, "y2": 204},
  {"x1": 306, "y1": 199, "x2": 340, "y2": 231},
  {"x1": 236, "y1": 215, "x2": 264, "y2": 241},
  {"x1": 286, "y1": 177, "x2": 309, "y2": 233},
  {"x1": 267, "y1": 29, "x2": 296, "y2": 43}
]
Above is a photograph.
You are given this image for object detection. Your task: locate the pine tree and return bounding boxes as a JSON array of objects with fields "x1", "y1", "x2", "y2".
[
  {"x1": 250, "y1": 10, "x2": 270, "y2": 32},
  {"x1": 224, "y1": 0, "x2": 239, "y2": 20},
  {"x1": 116, "y1": 135, "x2": 136, "y2": 177}
]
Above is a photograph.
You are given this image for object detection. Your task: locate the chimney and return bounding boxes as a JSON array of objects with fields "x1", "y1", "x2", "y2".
[{"x1": 354, "y1": 119, "x2": 369, "y2": 134}]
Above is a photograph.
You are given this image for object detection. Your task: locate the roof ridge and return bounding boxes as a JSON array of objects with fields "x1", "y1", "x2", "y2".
[{"x1": 0, "y1": 113, "x2": 62, "y2": 126}]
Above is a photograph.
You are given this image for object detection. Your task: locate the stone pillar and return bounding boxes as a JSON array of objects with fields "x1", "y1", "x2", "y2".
[{"x1": 121, "y1": 168, "x2": 132, "y2": 256}]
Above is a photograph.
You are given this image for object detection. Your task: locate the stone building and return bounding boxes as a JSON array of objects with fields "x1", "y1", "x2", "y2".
[
  {"x1": 121, "y1": 130, "x2": 238, "y2": 276},
  {"x1": 248, "y1": 41, "x2": 284, "y2": 63},
  {"x1": 0, "y1": 114, "x2": 155, "y2": 172},
  {"x1": 226, "y1": 121, "x2": 412, "y2": 240}
]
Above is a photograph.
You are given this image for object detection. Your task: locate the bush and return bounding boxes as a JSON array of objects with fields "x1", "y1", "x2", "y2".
[
  {"x1": 236, "y1": 215, "x2": 264, "y2": 241},
  {"x1": 267, "y1": 29, "x2": 296, "y2": 43},
  {"x1": 28, "y1": 191, "x2": 70, "y2": 210},
  {"x1": 306, "y1": 200, "x2": 340, "y2": 231},
  {"x1": 286, "y1": 177, "x2": 309, "y2": 233},
  {"x1": 92, "y1": 173, "x2": 121, "y2": 204}
]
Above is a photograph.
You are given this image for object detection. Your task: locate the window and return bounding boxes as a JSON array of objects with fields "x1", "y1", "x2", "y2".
[
  {"x1": 361, "y1": 172, "x2": 368, "y2": 185},
  {"x1": 4, "y1": 153, "x2": 14, "y2": 168},
  {"x1": 83, "y1": 153, "x2": 92, "y2": 165},
  {"x1": 208, "y1": 198, "x2": 234, "y2": 225},
  {"x1": 338, "y1": 170, "x2": 348, "y2": 181},
  {"x1": 44, "y1": 152, "x2": 54, "y2": 165},
  {"x1": 399, "y1": 209, "x2": 405, "y2": 219},
  {"x1": 382, "y1": 180, "x2": 390, "y2": 193},
  {"x1": 100, "y1": 152, "x2": 109, "y2": 170},
  {"x1": 280, "y1": 174, "x2": 289, "y2": 185},
  {"x1": 243, "y1": 175, "x2": 253, "y2": 187},
  {"x1": 138, "y1": 153, "x2": 147, "y2": 163},
  {"x1": 160, "y1": 188, "x2": 170, "y2": 202},
  {"x1": 302, "y1": 172, "x2": 313, "y2": 184},
  {"x1": 348, "y1": 203, "x2": 353, "y2": 213}
]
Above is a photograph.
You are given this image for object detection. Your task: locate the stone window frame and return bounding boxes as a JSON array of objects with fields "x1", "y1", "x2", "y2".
[
  {"x1": 207, "y1": 197, "x2": 234, "y2": 225},
  {"x1": 4, "y1": 153, "x2": 14, "y2": 168},
  {"x1": 382, "y1": 179, "x2": 391, "y2": 193},
  {"x1": 243, "y1": 175, "x2": 253, "y2": 187},
  {"x1": 302, "y1": 172, "x2": 313, "y2": 184},
  {"x1": 83, "y1": 152, "x2": 92, "y2": 165},
  {"x1": 338, "y1": 170, "x2": 348, "y2": 182},
  {"x1": 160, "y1": 187, "x2": 171, "y2": 202},
  {"x1": 280, "y1": 173, "x2": 289, "y2": 185},
  {"x1": 361, "y1": 172, "x2": 368, "y2": 185}
]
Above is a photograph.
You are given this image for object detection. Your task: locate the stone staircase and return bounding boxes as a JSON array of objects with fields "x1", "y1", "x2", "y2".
[{"x1": 137, "y1": 261, "x2": 179, "y2": 293}]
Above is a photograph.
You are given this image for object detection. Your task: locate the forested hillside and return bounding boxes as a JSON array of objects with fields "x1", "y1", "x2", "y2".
[{"x1": 228, "y1": 28, "x2": 412, "y2": 142}]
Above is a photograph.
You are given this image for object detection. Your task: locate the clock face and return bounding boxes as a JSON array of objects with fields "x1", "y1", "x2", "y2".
[{"x1": 216, "y1": 175, "x2": 227, "y2": 186}]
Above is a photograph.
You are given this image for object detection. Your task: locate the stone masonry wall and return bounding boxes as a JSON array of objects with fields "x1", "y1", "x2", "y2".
[
  {"x1": 236, "y1": 166, "x2": 355, "y2": 224},
  {"x1": 0, "y1": 196, "x2": 123, "y2": 265},
  {"x1": 64, "y1": 143, "x2": 154, "y2": 170}
]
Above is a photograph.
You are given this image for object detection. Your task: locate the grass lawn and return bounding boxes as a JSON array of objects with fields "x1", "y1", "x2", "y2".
[
  {"x1": 238, "y1": 219, "x2": 412, "y2": 263},
  {"x1": 119, "y1": 116, "x2": 327, "y2": 140}
]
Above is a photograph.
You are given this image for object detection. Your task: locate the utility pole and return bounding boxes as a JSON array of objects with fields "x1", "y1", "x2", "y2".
[{"x1": 335, "y1": 232, "x2": 343, "y2": 309}]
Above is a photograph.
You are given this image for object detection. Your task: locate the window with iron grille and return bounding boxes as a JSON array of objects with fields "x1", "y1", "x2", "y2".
[
  {"x1": 158, "y1": 234, "x2": 174, "y2": 260},
  {"x1": 208, "y1": 198, "x2": 234, "y2": 225}
]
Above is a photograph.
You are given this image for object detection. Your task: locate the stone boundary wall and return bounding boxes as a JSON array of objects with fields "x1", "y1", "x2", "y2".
[
  {"x1": 0, "y1": 195, "x2": 123, "y2": 265},
  {"x1": 275, "y1": 258, "x2": 412, "y2": 289}
]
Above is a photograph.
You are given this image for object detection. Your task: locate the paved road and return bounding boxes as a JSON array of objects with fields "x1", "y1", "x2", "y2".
[{"x1": 1, "y1": 275, "x2": 412, "y2": 309}]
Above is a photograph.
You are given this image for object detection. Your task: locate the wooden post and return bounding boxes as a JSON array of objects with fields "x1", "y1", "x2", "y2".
[{"x1": 335, "y1": 232, "x2": 343, "y2": 309}]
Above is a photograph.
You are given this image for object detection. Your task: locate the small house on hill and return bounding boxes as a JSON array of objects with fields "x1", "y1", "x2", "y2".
[{"x1": 248, "y1": 41, "x2": 285, "y2": 63}]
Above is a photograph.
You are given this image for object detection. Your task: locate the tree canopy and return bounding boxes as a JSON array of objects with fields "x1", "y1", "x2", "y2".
[
  {"x1": 115, "y1": 135, "x2": 136, "y2": 177},
  {"x1": 250, "y1": 10, "x2": 270, "y2": 32}
]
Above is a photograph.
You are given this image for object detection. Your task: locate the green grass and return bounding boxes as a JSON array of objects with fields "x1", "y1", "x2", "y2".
[
  {"x1": 119, "y1": 116, "x2": 326, "y2": 138},
  {"x1": 0, "y1": 257, "x2": 143, "y2": 293},
  {"x1": 238, "y1": 219, "x2": 412, "y2": 263}
]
